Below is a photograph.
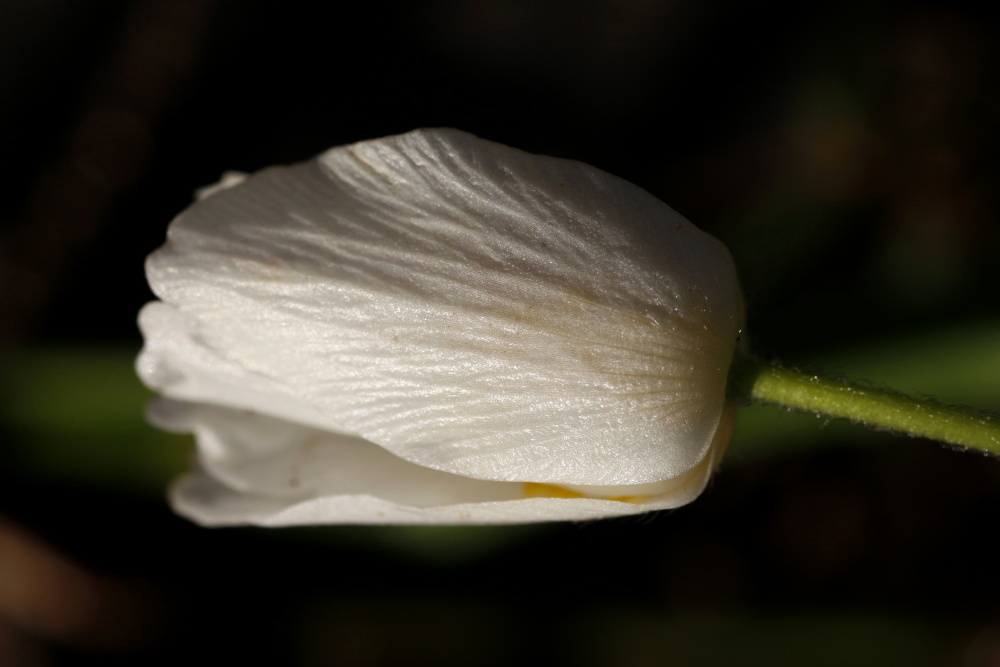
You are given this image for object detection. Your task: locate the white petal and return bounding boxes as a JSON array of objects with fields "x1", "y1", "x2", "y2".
[
  {"x1": 149, "y1": 398, "x2": 524, "y2": 506},
  {"x1": 157, "y1": 400, "x2": 725, "y2": 525},
  {"x1": 139, "y1": 128, "x2": 743, "y2": 486}
]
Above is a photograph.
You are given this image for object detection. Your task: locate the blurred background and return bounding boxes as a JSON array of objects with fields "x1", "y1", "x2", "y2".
[{"x1": 1, "y1": 0, "x2": 999, "y2": 664}]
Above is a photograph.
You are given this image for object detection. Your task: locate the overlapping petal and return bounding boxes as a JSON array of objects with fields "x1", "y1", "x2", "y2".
[{"x1": 152, "y1": 399, "x2": 731, "y2": 525}]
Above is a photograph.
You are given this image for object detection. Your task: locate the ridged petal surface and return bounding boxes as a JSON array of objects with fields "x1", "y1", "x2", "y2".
[{"x1": 138, "y1": 128, "x2": 742, "y2": 510}]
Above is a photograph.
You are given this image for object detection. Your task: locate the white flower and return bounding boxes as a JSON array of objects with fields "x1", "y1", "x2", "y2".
[{"x1": 137, "y1": 128, "x2": 744, "y2": 525}]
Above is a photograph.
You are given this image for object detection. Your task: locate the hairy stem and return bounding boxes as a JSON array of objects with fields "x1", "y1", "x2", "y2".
[{"x1": 729, "y1": 354, "x2": 1000, "y2": 455}]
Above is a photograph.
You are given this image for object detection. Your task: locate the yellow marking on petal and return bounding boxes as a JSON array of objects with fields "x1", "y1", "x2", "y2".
[
  {"x1": 523, "y1": 483, "x2": 586, "y2": 499},
  {"x1": 605, "y1": 494, "x2": 649, "y2": 504},
  {"x1": 523, "y1": 483, "x2": 648, "y2": 504}
]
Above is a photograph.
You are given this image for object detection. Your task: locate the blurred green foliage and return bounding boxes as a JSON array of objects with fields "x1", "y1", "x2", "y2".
[{"x1": 1, "y1": 347, "x2": 188, "y2": 495}]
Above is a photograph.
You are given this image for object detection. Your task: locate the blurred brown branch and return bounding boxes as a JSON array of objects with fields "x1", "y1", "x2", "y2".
[
  {"x1": 0, "y1": 0, "x2": 214, "y2": 343},
  {"x1": 0, "y1": 516, "x2": 162, "y2": 661}
]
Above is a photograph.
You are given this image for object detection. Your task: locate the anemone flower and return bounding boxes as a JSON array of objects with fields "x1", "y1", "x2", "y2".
[{"x1": 137, "y1": 128, "x2": 744, "y2": 525}]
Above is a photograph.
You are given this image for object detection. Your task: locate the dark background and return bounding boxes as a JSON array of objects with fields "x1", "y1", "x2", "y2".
[{"x1": 1, "y1": 1, "x2": 999, "y2": 664}]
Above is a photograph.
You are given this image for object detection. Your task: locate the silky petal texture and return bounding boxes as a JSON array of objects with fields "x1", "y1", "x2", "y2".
[
  {"x1": 153, "y1": 399, "x2": 730, "y2": 526},
  {"x1": 138, "y1": 128, "x2": 743, "y2": 487}
]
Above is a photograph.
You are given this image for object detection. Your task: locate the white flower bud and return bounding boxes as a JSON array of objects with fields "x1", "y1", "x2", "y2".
[{"x1": 137, "y1": 128, "x2": 743, "y2": 525}]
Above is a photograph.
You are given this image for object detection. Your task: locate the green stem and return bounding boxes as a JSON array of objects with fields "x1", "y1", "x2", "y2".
[{"x1": 729, "y1": 354, "x2": 1000, "y2": 456}]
